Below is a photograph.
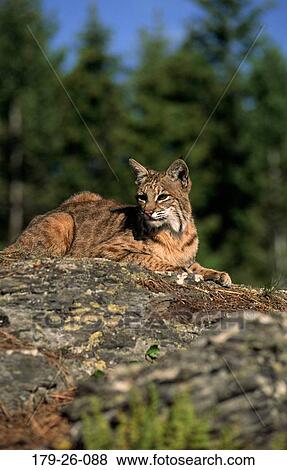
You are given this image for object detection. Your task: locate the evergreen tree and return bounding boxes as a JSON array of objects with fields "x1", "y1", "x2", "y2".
[
  {"x1": 125, "y1": 23, "x2": 217, "y2": 206},
  {"x1": 182, "y1": 0, "x2": 269, "y2": 283},
  {"x1": 0, "y1": 0, "x2": 64, "y2": 244},
  {"x1": 56, "y1": 5, "x2": 126, "y2": 202},
  {"x1": 186, "y1": 0, "x2": 266, "y2": 73},
  {"x1": 127, "y1": 27, "x2": 170, "y2": 166},
  {"x1": 243, "y1": 47, "x2": 287, "y2": 283}
]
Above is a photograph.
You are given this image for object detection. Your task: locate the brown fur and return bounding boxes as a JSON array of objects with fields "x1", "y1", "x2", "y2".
[{"x1": 3, "y1": 160, "x2": 231, "y2": 287}]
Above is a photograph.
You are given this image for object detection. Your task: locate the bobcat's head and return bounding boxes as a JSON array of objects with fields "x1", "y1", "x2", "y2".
[{"x1": 129, "y1": 158, "x2": 192, "y2": 233}]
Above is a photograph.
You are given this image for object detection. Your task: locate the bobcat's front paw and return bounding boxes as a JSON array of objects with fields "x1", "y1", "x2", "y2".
[{"x1": 218, "y1": 271, "x2": 232, "y2": 287}]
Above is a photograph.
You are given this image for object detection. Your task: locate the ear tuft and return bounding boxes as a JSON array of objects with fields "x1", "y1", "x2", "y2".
[
  {"x1": 166, "y1": 159, "x2": 190, "y2": 188},
  {"x1": 129, "y1": 158, "x2": 149, "y2": 184}
]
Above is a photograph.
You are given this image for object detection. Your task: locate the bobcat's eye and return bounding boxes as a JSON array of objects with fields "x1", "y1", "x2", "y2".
[
  {"x1": 137, "y1": 194, "x2": 147, "y2": 202},
  {"x1": 157, "y1": 193, "x2": 170, "y2": 202}
]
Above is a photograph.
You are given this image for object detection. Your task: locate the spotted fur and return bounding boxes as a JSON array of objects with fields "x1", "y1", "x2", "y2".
[{"x1": 3, "y1": 159, "x2": 231, "y2": 287}]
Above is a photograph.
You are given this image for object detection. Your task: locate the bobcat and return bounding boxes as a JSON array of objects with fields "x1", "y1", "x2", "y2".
[{"x1": 3, "y1": 159, "x2": 231, "y2": 287}]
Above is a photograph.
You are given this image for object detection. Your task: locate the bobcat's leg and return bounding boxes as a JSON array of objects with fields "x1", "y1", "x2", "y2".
[
  {"x1": 188, "y1": 262, "x2": 232, "y2": 287},
  {"x1": 3, "y1": 212, "x2": 74, "y2": 258},
  {"x1": 123, "y1": 252, "x2": 178, "y2": 272},
  {"x1": 90, "y1": 237, "x2": 178, "y2": 272}
]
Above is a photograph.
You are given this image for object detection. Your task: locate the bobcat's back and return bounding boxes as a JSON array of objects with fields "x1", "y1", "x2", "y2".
[{"x1": 59, "y1": 192, "x2": 137, "y2": 257}]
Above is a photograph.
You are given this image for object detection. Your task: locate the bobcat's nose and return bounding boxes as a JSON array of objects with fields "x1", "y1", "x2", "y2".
[{"x1": 145, "y1": 210, "x2": 154, "y2": 218}]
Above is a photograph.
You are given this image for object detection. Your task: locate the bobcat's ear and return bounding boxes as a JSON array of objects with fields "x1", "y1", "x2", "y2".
[
  {"x1": 129, "y1": 158, "x2": 149, "y2": 184},
  {"x1": 166, "y1": 159, "x2": 190, "y2": 189}
]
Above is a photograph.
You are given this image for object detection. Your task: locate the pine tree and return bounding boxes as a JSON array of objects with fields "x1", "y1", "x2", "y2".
[
  {"x1": 126, "y1": 26, "x2": 170, "y2": 166},
  {"x1": 126, "y1": 22, "x2": 217, "y2": 205},
  {"x1": 56, "y1": 5, "x2": 126, "y2": 202},
  {"x1": 244, "y1": 47, "x2": 287, "y2": 283},
  {"x1": 0, "y1": 0, "x2": 64, "y2": 244},
  {"x1": 182, "y1": 0, "x2": 269, "y2": 283}
]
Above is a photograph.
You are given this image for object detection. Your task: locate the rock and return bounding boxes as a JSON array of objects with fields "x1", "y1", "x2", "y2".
[
  {"x1": 0, "y1": 350, "x2": 68, "y2": 413},
  {"x1": 0, "y1": 257, "x2": 226, "y2": 413},
  {"x1": 65, "y1": 311, "x2": 287, "y2": 449},
  {"x1": 0, "y1": 256, "x2": 286, "y2": 448}
]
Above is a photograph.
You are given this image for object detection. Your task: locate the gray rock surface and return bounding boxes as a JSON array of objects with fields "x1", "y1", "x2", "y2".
[
  {"x1": 0, "y1": 257, "x2": 239, "y2": 413},
  {"x1": 66, "y1": 311, "x2": 287, "y2": 449},
  {"x1": 0, "y1": 255, "x2": 286, "y2": 449}
]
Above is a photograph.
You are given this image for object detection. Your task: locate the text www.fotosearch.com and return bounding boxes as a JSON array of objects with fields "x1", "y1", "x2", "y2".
[{"x1": 115, "y1": 453, "x2": 255, "y2": 466}]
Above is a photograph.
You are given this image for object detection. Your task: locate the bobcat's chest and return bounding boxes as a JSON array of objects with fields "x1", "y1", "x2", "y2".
[{"x1": 147, "y1": 222, "x2": 198, "y2": 268}]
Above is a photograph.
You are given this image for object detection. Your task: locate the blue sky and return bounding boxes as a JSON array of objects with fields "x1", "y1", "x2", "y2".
[{"x1": 43, "y1": 0, "x2": 287, "y2": 68}]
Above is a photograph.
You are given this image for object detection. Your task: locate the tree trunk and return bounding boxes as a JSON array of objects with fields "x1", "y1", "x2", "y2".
[
  {"x1": 267, "y1": 150, "x2": 287, "y2": 280},
  {"x1": 8, "y1": 100, "x2": 24, "y2": 243}
]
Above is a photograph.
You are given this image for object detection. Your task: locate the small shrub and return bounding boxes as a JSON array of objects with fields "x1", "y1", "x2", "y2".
[{"x1": 82, "y1": 386, "x2": 213, "y2": 450}]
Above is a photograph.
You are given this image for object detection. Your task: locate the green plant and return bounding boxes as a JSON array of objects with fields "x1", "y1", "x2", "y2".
[
  {"x1": 82, "y1": 386, "x2": 213, "y2": 450},
  {"x1": 145, "y1": 344, "x2": 160, "y2": 362},
  {"x1": 82, "y1": 398, "x2": 113, "y2": 449},
  {"x1": 270, "y1": 432, "x2": 287, "y2": 450},
  {"x1": 261, "y1": 277, "x2": 281, "y2": 298},
  {"x1": 92, "y1": 369, "x2": 106, "y2": 379}
]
